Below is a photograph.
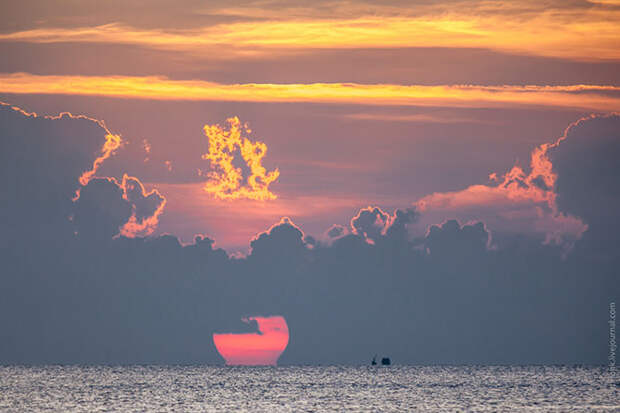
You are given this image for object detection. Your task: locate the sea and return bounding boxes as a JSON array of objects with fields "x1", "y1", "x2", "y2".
[{"x1": 0, "y1": 365, "x2": 617, "y2": 412}]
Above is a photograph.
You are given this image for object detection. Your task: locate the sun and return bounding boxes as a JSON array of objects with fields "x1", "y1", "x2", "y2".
[{"x1": 213, "y1": 316, "x2": 289, "y2": 366}]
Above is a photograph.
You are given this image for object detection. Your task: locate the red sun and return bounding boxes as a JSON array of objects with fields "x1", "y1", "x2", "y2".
[{"x1": 212, "y1": 316, "x2": 289, "y2": 365}]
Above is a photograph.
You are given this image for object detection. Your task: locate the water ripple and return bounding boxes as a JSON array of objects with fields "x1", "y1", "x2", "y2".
[{"x1": 0, "y1": 365, "x2": 617, "y2": 412}]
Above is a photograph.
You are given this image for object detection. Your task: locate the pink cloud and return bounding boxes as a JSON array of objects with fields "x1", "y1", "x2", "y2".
[{"x1": 414, "y1": 115, "x2": 604, "y2": 251}]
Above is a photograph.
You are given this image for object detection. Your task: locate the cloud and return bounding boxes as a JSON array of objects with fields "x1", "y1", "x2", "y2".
[
  {"x1": 412, "y1": 115, "x2": 620, "y2": 251},
  {"x1": 326, "y1": 224, "x2": 346, "y2": 238},
  {"x1": 142, "y1": 139, "x2": 151, "y2": 162},
  {"x1": 77, "y1": 132, "x2": 122, "y2": 186},
  {"x1": 424, "y1": 219, "x2": 490, "y2": 257},
  {"x1": 0, "y1": 102, "x2": 113, "y2": 243},
  {"x1": 384, "y1": 207, "x2": 419, "y2": 242},
  {"x1": 202, "y1": 116, "x2": 279, "y2": 200},
  {"x1": 350, "y1": 206, "x2": 418, "y2": 244},
  {"x1": 342, "y1": 112, "x2": 495, "y2": 124},
  {"x1": 1, "y1": 1, "x2": 619, "y2": 61},
  {"x1": 74, "y1": 156, "x2": 166, "y2": 239},
  {"x1": 548, "y1": 113, "x2": 620, "y2": 250},
  {"x1": 350, "y1": 206, "x2": 391, "y2": 243},
  {"x1": 0, "y1": 101, "x2": 165, "y2": 242},
  {"x1": 249, "y1": 217, "x2": 308, "y2": 257},
  {"x1": 1, "y1": 74, "x2": 619, "y2": 111},
  {"x1": 1, "y1": 101, "x2": 618, "y2": 367},
  {"x1": 118, "y1": 174, "x2": 166, "y2": 237},
  {"x1": 73, "y1": 131, "x2": 122, "y2": 201},
  {"x1": 72, "y1": 177, "x2": 132, "y2": 240}
]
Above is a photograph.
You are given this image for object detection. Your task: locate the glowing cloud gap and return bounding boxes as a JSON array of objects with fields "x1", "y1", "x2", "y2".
[
  {"x1": 1, "y1": 74, "x2": 619, "y2": 111},
  {"x1": 213, "y1": 316, "x2": 289, "y2": 366},
  {"x1": 202, "y1": 117, "x2": 279, "y2": 200}
]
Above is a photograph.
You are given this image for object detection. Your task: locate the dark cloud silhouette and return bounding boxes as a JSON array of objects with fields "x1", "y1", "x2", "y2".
[
  {"x1": 0, "y1": 103, "x2": 106, "y2": 244},
  {"x1": 425, "y1": 220, "x2": 489, "y2": 257},
  {"x1": 0, "y1": 102, "x2": 165, "y2": 244},
  {"x1": 117, "y1": 174, "x2": 166, "y2": 237},
  {"x1": 0, "y1": 103, "x2": 617, "y2": 366},
  {"x1": 249, "y1": 217, "x2": 308, "y2": 259},
  {"x1": 351, "y1": 206, "x2": 390, "y2": 243},
  {"x1": 550, "y1": 114, "x2": 620, "y2": 249},
  {"x1": 326, "y1": 224, "x2": 345, "y2": 238},
  {"x1": 385, "y1": 207, "x2": 419, "y2": 242},
  {"x1": 73, "y1": 177, "x2": 132, "y2": 240},
  {"x1": 413, "y1": 116, "x2": 594, "y2": 252}
]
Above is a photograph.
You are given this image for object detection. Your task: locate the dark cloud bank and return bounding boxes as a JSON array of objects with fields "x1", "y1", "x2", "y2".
[{"x1": 0, "y1": 103, "x2": 618, "y2": 365}]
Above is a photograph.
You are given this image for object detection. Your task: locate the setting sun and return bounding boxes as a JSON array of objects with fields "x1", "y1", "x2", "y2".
[{"x1": 213, "y1": 316, "x2": 289, "y2": 366}]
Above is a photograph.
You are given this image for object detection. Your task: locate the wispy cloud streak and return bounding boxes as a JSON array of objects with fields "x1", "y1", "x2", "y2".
[
  {"x1": 1, "y1": 73, "x2": 619, "y2": 111},
  {"x1": 1, "y1": 4, "x2": 619, "y2": 61}
]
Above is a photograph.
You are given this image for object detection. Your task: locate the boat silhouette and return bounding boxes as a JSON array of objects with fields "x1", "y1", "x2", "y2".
[{"x1": 371, "y1": 354, "x2": 391, "y2": 366}]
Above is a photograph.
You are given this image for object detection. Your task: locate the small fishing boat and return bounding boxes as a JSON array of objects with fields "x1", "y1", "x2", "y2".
[{"x1": 371, "y1": 354, "x2": 391, "y2": 366}]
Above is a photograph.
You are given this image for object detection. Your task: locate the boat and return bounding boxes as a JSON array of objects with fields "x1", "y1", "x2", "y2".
[{"x1": 371, "y1": 354, "x2": 391, "y2": 366}]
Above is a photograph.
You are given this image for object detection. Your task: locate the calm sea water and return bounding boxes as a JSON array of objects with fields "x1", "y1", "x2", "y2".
[{"x1": 0, "y1": 365, "x2": 617, "y2": 412}]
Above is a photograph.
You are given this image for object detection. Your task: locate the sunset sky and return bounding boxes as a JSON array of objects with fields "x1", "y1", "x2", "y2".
[{"x1": 1, "y1": 1, "x2": 618, "y2": 366}]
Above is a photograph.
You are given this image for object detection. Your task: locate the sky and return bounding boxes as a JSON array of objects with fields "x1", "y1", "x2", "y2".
[{"x1": 0, "y1": 0, "x2": 619, "y2": 365}]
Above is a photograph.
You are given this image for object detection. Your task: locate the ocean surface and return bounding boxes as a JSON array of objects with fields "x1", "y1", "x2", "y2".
[{"x1": 0, "y1": 365, "x2": 617, "y2": 412}]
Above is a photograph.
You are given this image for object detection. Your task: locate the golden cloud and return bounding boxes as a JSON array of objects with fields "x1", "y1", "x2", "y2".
[
  {"x1": 1, "y1": 2, "x2": 619, "y2": 61},
  {"x1": 202, "y1": 117, "x2": 279, "y2": 201},
  {"x1": 1, "y1": 73, "x2": 619, "y2": 111}
]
